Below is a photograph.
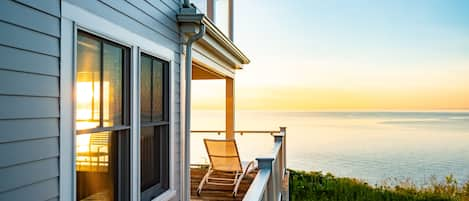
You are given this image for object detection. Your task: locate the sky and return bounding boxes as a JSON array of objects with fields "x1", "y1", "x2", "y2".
[{"x1": 192, "y1": 0, "x2": 469, "y2": 111}]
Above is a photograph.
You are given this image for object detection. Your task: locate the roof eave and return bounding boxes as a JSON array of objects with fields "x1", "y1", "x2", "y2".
[{"x1": 201, "y1": 16, "x2": 250, "y2": 66}]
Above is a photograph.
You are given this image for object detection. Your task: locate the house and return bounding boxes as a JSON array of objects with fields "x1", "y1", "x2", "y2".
[{"x1": 0, "y1": 0, "x2": 288, "y2": 200}]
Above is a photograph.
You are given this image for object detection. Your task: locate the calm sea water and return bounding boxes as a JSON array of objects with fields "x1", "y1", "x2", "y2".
[{"x1": 191, "y1": 110, "x2": 469, "y2": 186}]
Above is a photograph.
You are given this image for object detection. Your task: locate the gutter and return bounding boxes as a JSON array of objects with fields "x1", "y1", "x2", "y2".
[{"x1": 183, "y1": 0, "x2": 190, "y2": 8}]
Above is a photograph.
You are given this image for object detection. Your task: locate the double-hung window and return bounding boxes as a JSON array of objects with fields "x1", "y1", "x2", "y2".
[
  {"x1": 75, "y1": 31, "x2": 130, "y2": 201},
  {"x1": 140, "y1": 54, "x2": 170, "y2": 200}
]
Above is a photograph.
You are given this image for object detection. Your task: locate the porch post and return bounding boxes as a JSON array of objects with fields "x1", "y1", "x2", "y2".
[{"x1": 225, "y1": 77, "x2": 235, "y2": 139}]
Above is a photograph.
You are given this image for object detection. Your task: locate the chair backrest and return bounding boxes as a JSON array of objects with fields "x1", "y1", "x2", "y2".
[
  {"x1": 89, "y1": 133, "x2": 110, "y2": 150},
  {"x1": 204, "y1": 139, "x2": 243, "y2": 172}
]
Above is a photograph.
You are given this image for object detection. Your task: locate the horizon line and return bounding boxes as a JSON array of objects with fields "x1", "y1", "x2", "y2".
[{"x1": 192, "y1": 108, "x2": 469, "y2": 112}]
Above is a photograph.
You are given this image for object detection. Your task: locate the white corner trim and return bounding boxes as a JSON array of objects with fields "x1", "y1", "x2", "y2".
[
  {"x1": 59, "y1": 17, "x2": 76, "y2": 201},
  {"x1": 150, "y1": 190, "x2": 177, "y2": 201},
  {"x1": 131, "y1": 46, "x2": 140, "y2": 201},
  {"x1": 169, "y1": 58, "x2": 177, "y2": 194}
]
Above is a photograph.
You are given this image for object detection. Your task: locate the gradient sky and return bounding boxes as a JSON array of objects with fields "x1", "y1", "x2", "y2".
[{"x1": 192, "y1": 0, "x2": 469, "y2": 110}]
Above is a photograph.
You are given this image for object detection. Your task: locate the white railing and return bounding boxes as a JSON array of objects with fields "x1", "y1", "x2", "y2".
[{"x1": 243, "y1": 127, "x2": 288, "y2": 201}]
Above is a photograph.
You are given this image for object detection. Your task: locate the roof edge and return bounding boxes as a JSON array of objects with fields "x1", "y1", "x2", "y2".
[{"x1": 201, "y1": 16, "x2": 250, "y2": 65}]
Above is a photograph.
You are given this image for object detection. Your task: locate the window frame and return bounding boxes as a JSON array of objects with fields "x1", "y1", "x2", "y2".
[
  {"x1": 202, "y1": 0, "x2": 234, "y2": 40},
  {"x1": 75, "y1": 30, "x2": 132, "y2": 201},
  {"x1": 60, "y1": 3, "x2": 178, "y2": 200},
  {"x1": 75, "y1": 30, "x2": 131, "y2": 133},
  {"x1": 139, "y1": 53, "x2": 171, "y2": 200}
]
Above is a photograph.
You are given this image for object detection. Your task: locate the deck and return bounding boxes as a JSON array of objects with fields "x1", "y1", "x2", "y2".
[
  {"x1": 190, "y1": 167, "x2": 258, "y2": 201},
  {"x1": 190, "y1": 128, "x2": 289, "y2": 201}
]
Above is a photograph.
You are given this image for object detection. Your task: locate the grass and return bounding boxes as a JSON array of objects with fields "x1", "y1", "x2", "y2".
[{"x1": 289, "y1": 169, "x2": 469, "y2": 201}]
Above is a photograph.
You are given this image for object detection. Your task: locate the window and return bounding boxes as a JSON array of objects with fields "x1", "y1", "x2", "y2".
[
  {"x1": 192, "y1": 0, "x2": 208, "y2": 14},
  {"x1": 191, "y1": 0, "x2": 233, "y2": 39},
  {"x1": 75, "y1": 31, "x2": 130, "y2": 201},
  {"x1": 214, "y1": 0, "x2": 231, "y2": 37},
  {"x1": 140, "y1": 54, "x2": 170, "y2": 200}
]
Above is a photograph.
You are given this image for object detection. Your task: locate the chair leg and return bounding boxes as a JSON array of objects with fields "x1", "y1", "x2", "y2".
[
  {"x1": 197, "y1": 169, "x2": 213, "y2": 195},
  {"x1": 233, "y1": 161, "x2": 255, "y2": 197},
  {"x1": 232, "y1": 172, "x2": 244, "y2": 197}
]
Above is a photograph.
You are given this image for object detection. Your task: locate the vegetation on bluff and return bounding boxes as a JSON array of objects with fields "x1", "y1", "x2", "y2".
[{"x1": 289, "y1": 169, "x2": 469, "y2": 201}]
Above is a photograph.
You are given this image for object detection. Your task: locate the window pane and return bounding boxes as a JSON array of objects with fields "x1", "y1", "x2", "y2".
[
  {"x1": 76, "y1": 34, "x2": 101, "y2": 130},
  {"x1": 103, "y1": 43, "x2": 123, "y2": 127},
  {"x1": 152, "y1": 60, "x2": 164, "y2": 121},
  {"x1": 76, "y1": 132, "x2": 115, "y2": 201},
  {"x1": 141, "y1": 56, "x2": 152, "y2": 122},
  {"x1": 192, "y1": 0, "x2": 207, "y2": 14},
  {"x1": 214, "y1": 0, "x2": 230, "y2": 36},
  {"x1": 141, "y1": 127, "x2": 161, "y2": 191}
]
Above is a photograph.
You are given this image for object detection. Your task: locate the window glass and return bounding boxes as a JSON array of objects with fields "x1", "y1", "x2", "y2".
[
  {"x1": 140, "y1": 54, "x2": 169, "y2": 200},
  {"x1": 214, "y1": 0, "x2": 230, "y2": 36},
  {"x1": 192, "y1": 0, "x2": 207, "y2": 14},
  {"x1": 103, "y1": 43, "x2": 123, "y2": 127},
  {"x1": 76, "y1": 131, "x2": 115, "y2": 200},
  {"x1": 140, "y1": 127, "x2": 161, "y2": 190},
  {"x1": 76, "y1": 34, "x2": 101, "y2": 130},
  {"x1": 152, "y1": 60, "x2": 164, "y2": 121},
  {"x1": 76, "y1": 31, "x2": 130, "y2": 201},
  {"x1": 141, "y1": 56, "x2": 152, "y2": 122}
]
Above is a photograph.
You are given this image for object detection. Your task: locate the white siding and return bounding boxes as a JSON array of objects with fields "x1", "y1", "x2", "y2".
[{"x1": 0, "y1": 0, "x2": 61, "y2": 200}]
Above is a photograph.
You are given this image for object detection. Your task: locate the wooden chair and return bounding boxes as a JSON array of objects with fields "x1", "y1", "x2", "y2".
[
  {"x1": 197, "y1": 139, "x2": 255, "y2": 197},
  {"x1": 76, "y1": 133, "x2": 109, "y2": 172}
]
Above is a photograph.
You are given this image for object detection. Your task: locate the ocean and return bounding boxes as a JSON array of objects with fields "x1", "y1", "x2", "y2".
[{"x1": 191, "y1": 110, "x2": 469, "y2": 186}]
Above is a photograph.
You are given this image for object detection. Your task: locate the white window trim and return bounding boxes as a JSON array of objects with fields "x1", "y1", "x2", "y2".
[{"x1": 60, "y1": 2, "x2": 177, "y2": 201}]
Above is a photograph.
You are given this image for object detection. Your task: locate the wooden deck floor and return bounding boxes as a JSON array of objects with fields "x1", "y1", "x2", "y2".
[{"x1": 190, "y1": 167, "x2": 258, "y2": 201}]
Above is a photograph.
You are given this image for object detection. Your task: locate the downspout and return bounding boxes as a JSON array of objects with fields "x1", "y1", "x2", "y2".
[
  {"x1": 183, "y1": 24, "x2": 205, "y2": 201},
  {"x1": 183, "y1": 0, "x2": 190, "y2": 8}
]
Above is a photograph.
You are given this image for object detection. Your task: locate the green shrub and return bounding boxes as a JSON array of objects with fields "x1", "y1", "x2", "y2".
[{"x1": 289, "y1": 169, "x2": 469, "y2": 201}]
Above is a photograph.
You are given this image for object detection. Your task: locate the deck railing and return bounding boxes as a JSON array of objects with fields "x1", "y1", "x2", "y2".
[
  {"x1": 191, "y1": 127, "x2": 289, "y2": 201},
  {"x1": 191, "y1": 130, "x2": 281, "y2": 135},
  {"x1": 243, "y1": 127, "x2": 288, "y2": 201}
]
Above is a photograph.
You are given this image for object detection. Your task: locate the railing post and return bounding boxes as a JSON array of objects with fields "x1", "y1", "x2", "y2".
[
  {"x1": 275, "y1": 127, "x2": 288, "y2": 201},
  {"x1": 274, "y1": 127, "x2": 287, "y2": 177},
  {"x1": 257, "y1": 157, "x2": 274, "y2": 201}
]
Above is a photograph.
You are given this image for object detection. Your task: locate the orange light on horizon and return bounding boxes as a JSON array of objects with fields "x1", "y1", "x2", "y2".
[{"x1": 76, "y1": 80, "x2": 110, "y2": 130}]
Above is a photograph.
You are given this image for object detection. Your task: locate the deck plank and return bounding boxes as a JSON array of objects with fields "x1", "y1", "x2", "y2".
[{"x1": 190, "y1": 167, "x2": 258, "y2": 201}]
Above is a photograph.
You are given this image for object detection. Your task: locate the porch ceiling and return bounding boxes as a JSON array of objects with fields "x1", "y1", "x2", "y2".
[
  {"x1": 192, "y1": 62, "x2": 225, "y2": 80},
  {"x1": 190, "y1": 16, "x2": 250, "y2": 79}
]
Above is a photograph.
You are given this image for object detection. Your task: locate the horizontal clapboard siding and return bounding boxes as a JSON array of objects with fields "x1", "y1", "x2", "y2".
[
  {"x1": 0, "y1": 119, "x2": 58, "y2": 143},
  {"x1": 0, "y1": 157, "x2": 59, "y2": 192},
  {"x1": 0, "y1": 96, "x2": 59, "y2": 119},
  {"x1": 144, "y1": 0, "x2": 178, "y2": 19},
  {"x1": 15, "y1": 0, "x2": 60, "y2": 17},
  {"x1": 0, "y1": 21, "x2": 59, "y2": 57},
  {"x1": 46, "y1": 196, "x2": 59, "y2": 201},
  {"x1": 0, "y1": 0, "x2": 60, "y2": 37},
  {"x1": 0, "y1": 137, "x2": 59, "y2": 169},
  {"x1": 0, "y1": 70, "x2": 59, "y2": 97},
  {"x1": 0, "y1": 178, "x2": 59, "y2": 201},
  {"x1": 161, "y1": 0, "x2": 181, "y2": 13},
  {"x1": 0, "y1": 45, "x2": 59, "y2": 76},
  {"x1": 0, "y1": 0, "x2": 60, "y2": 200}
]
